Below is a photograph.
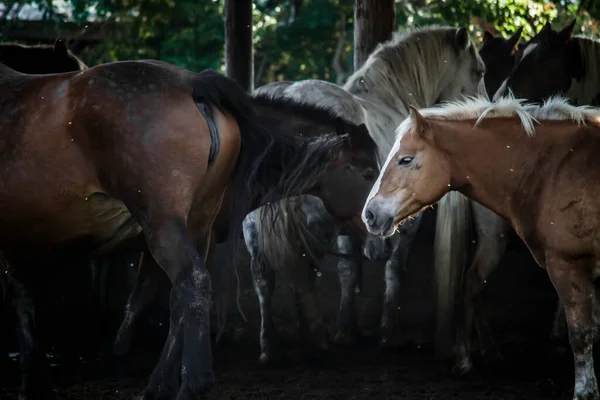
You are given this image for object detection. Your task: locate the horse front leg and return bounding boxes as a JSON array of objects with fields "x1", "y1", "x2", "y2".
[
  {"x1": 113, "y1": 252, "x2": 165, "y2": 356},
  {"x1": 546, "y1": 254, "x2": 598, "y2": 400},
  {"x1": 454, "y1": 204, "x2": 509, "y2": 374},
  {"x1": 333, "y1": 234, "x2": 361, "y2": 346},
  {"x1": 379, "y1": 212, "x2": 423, "y2": 350}
]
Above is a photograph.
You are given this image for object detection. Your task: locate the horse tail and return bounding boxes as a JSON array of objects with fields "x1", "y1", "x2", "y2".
[
  {"x1": 189, "y1": 70, "x2": 345, "y2": 331},
  {"x1": 433, "y1": 191, "x2": 472, "y2": 359}
]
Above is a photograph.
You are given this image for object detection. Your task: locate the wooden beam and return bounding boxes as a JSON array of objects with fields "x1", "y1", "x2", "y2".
[
  {"x1": 224, "y1": 0, "x2": 254, "y2": 92},
  {"x1": 353, "y1": 0, "x2": 395, "y2": 71}
]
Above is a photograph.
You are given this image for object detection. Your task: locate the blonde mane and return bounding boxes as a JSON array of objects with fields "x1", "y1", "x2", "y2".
[
  {"x1": 343, "y1": 25, "x2": 484, "y2": 159},
  {"x1": 345, "y1": 26, "x2": 480, "y2": 114},
  {"x1": 395, "y1": 93, "x2": 600, "y2": 138}
]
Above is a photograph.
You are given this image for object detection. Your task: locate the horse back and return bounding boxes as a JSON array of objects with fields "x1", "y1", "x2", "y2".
[
  {"x1": 529, "y1": 124, "x2": 600, "y2": 259},
  {"x1": 0, "y1": 60, "x2": 234, "y2": 252}
]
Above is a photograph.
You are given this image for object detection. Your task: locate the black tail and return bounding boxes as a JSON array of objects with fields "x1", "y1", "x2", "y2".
[{"x1": 190, "y1": 70, "x2": 346, "y2": 267}]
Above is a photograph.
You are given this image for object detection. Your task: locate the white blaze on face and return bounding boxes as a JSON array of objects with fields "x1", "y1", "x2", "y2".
[{"x1": 361, "y1": 120, "x2": 410, "y2": 225}]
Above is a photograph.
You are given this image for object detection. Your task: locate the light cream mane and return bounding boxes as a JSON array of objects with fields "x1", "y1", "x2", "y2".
[
  {"x1": 345, "y1": 26, "x2": 478, "y2": 114},
  {"x1": 395, "y1": 93, "x2": 600, "y2": 138},
  {"x1": 343, "y1": 25, "x2": 483, "y2": 158}
]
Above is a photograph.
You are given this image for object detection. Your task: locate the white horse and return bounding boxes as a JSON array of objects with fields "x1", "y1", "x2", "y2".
[{"x1": 252, "y1": 25, "x2": 487, "y2": 354}]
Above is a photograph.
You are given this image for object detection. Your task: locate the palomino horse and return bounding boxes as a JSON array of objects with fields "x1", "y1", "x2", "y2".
[
  {"x1": 0, "y1": 60, "x2": 377, "y2": 400},
  {"x1": 439, "y1": 20, "x2": 599, "y2": 374},
  {"x1": 492, "y1": 18, "x2": 599, "y2": 346},
  {"x1": 362, "y1": 94, "x2": 600, "y2": 400},
  {"x1": 253, "y1": 25, "x2": 487, "y2": 350},
  {"x1": 0, "y1": 38, "x2": 89, "y2": 399}
]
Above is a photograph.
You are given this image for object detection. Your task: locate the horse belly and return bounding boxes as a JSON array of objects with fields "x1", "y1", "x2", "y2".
[{"x1": 0, "y1": 192, "x2": 141, "y2": 254}]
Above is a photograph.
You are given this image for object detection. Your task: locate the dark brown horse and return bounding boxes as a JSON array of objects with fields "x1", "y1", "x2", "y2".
[
  {"x1": 0, "y1": 59, "x2": 377, "y2": 399},
  {"x1": 110, "y1": 87, "x2": 379, "y2": 363},
  {"x1": 478, "y1": 27, "x2": 523, "y2": 97},
  {"x1": 0, "y1": 38, "x2": 89, "y2": 400}
]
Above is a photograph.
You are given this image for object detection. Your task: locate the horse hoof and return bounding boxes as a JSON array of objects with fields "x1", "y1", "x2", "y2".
[
  {"x1": 259, "y1": 350, "x2": 286, "y2": 366},
  {"x1": 452, "y1": 358, "x2": 473, "y2": 376},
  {"x1": 259, "y1": 352, "x2": 271, "y2": 365}
]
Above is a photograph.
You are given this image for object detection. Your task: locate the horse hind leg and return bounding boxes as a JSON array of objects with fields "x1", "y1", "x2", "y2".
[
  {"x1": 380, "y1": 212, "x2": 423, "y2": 350},
  {"x1": 333, "y1": 234, "x2": 361, "y2": 346},
  {"x1": 292, "y1": 264, "x2": 330, "y2": 363},
  {"x1": 454, "y1": 206, "x2": 509, "y2": 375},
  {"x1": 250, "y1": 256, "x2": 282, "y2": 365},
  {"x1": 113, "y1": 252, "x2": 165, "y2": 357}
]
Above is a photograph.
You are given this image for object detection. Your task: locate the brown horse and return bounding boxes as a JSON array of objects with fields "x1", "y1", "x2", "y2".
[
  {"x1": 362, "y1": 95, "x2": 600, "y2": 400},
  {"x1": 110, "y1": 91, "x2": 379, "y2": 361},
  {"x1": 0, "y1": 58, "x2": 376, "y2": 399},
  {"x1": 0, "y1": 38, "x2": 89, "y2": 400}
]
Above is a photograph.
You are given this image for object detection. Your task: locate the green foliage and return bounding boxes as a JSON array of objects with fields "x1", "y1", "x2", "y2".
[{"x1": 3, "y1": 0, "x2": 600, "y2": 84}]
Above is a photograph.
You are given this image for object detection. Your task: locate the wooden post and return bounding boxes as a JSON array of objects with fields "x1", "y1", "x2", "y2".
[
  {"x1": 353, "y1": 0, "x2": 395, "y2": 71},
  {"x1": 224, "y1": 0, "x2": 254, "y2": 92}
]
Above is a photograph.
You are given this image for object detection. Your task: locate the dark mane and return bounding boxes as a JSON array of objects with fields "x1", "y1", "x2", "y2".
[
  {"x1": 252, "y1": 91, "x2": 354, "y2": 131},
  {"x1": 251, "y1": 90, "x2": 380, "y2": 164}
]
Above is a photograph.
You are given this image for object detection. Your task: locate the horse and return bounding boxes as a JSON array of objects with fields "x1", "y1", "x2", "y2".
[
  {"x1": 0, "y1": 38, "x2": 87, "y2": 72},
  {"x1": 107, "y1": 86, "x2": 380, "y2": 364},
  {"x1": 252, "y1": 25, "x2": 487, "y2": 351},
  {"x1": 0, "y1": 60, "x2": 377, "y2": 400},
  {"x1": 362, "y1": 94, "x2": 600, "y2": 400},
  {"x1": 493, "y1": 19, "x2": 597, "y2": 105},
  {"x1": 478, "y1": 27, "x2": 524, "y2": 97},
  {"x1": 0, "y1": 38, "x2": 93, "y2": 399},
  {"x1": 433, "y1": 20, "x2": 600, "y2": 375},
  {"x1": 493, "y1": 17, "x2": 600, "y2": 348},
  {"x1": 243, "y1": 195, "x2": 349, "y2": 364}
]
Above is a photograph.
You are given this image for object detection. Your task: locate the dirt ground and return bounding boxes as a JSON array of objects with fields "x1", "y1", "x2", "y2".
[{"x1": 0, "y1": 211, "x2": 578, "y2": 399}]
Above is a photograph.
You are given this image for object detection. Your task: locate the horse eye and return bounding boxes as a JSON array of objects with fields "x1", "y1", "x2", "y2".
[
  {"x1": 398, "y1": 156, "x2": 414, "y2": 166},
  {"x1": 362, "y1": 169, "x2": 377, "y2": 181}
]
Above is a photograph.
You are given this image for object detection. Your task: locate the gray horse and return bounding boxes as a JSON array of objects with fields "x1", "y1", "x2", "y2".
[{"x1": 250, "y1": 25, "x2": 486, "y2": 353}]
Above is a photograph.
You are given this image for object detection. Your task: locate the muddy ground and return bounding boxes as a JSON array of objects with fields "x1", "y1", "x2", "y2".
[{"x1": 0, "y1": 211, "x2": 578, "y2": 399}]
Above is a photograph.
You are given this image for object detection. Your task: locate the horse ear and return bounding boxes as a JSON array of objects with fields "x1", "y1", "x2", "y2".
[
  {"x1": 409, "y1": 105, "x2": 428, "y2": 135},
  {"x1": 455, "y1": 27, "x2": 470, "y2": 51},
  {"x1": 539, "y1": 21, "x2": 552, "y2": 36},
  {"x1": 53, "y1": 38, "x2": 68, "y2": 56},
  {"x1": 482, "y1": 31, "x2": 494, "y2": 46},
  {"x1": 507, "y1": 26, "x2": 523, "y2": 55},
  {"x1": 558, "y1": 19, "x2": 577, "y2": 42}
]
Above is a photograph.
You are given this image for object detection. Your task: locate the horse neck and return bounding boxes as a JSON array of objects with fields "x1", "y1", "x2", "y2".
[
  {"x1": 346, "y1": 92, "x2": 408, "y2": 160},
  {"x1": 568, "y1": 38, "x2": 600, "y2": 105},
  {"x1": 431, "y1": 118, "x2": 544, "y2": 223}
]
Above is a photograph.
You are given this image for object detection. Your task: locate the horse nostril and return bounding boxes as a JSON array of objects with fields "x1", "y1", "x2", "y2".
[{"x1": 365, "y1": 210, "x2": 376, "y2": 225}]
